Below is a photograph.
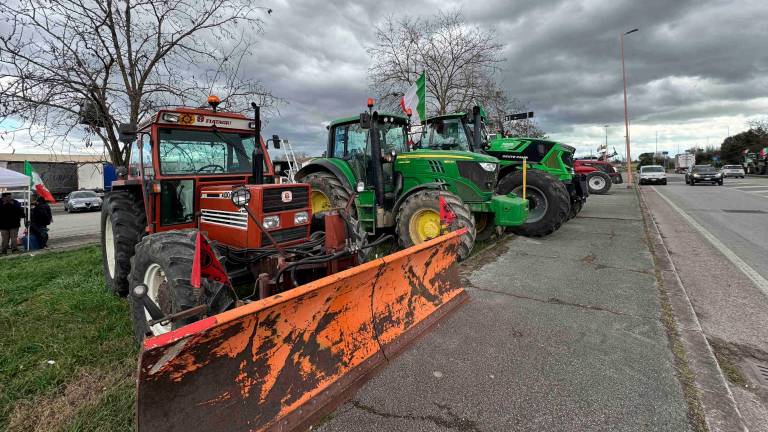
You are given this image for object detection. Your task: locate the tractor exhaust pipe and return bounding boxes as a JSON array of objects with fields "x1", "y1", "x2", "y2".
[
  {"x1": 369, "y1": 111, "x2": 385, "y2": 207},
  {"x1": 472, "y1": 106, "x2": 483, "y2": 150},
  {"x1": 251, "y1": 103, "x2": 264, "y2": 184}
]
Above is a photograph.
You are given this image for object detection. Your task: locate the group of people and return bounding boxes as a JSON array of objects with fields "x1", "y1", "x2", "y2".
[{"x1": 0, "y1": 192, "x2": 53, "y2": 254}]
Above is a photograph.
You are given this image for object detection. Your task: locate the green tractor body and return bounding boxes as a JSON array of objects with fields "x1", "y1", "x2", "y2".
[{"x1": 296, "y1": 110, "x2": 528, "y2": 259}]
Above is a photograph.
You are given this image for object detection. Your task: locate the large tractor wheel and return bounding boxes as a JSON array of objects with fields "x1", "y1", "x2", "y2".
[
  {"x1": 497, "y1": 170, "x2": 570, "y2": 237},
  {"x1": 586, "y1": 171, "x2": 612, "y2": 195},
  {"x1": 301, "y1": 172, "x2": 353, "y2": 214},
  {"x1": 474, "y1": 212, "x2": 497, "y2": 241},
  {"x1": 101, "y1": 190, "x2": 146, "y2": 296},
  {"x1": 396, "y1": 190, "x2": 475, "y2": 260},
  {"x1": 127, "y1": 230, "x2": 235, "y2": 343}
]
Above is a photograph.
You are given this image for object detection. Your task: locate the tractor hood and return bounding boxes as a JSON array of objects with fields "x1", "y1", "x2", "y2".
[{"x1": 400, "y1": 149, "x2": 498, "y2": 164}]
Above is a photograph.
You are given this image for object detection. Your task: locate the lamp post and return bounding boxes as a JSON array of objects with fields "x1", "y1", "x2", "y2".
[
  {"x1": 655, "y1": 131, "x2": 658, "y2": 165},
  {"x1": 621, "y1": 28, "x2": 638, "y2": 187}
]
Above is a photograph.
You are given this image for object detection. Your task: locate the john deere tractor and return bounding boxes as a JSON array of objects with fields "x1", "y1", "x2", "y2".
[
  {"x1": 295, "y1": 101, "x2": 528, "y2": 259},
  {"x1": 421, "y1": 107, "x2": 586, "y2": 237}
]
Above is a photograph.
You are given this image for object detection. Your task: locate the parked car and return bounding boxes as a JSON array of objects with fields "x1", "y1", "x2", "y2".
[
  {"x1": 64, "y1": 190, "x2": 103, "y2": 212},
  {"x1": 685, "y1": 165, "x2": 723, "y2": 186},
  {"x1": 574, "y1": 159, "x2": 623, "y2": 184},
  {"x1": 639, "y1": 165, "x2": 667, "y2": 185},
  {"x1": 720, "y1": 164, "x2": 745, "y2": 178}
]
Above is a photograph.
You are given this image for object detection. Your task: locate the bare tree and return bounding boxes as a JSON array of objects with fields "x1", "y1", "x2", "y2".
[
  {"x1": 368, "y1": 11, "x2": 503, "y2": 116},
  {"x1": 478, "y1": 82, "x2": 546, "y2": 138},
  {"x1": 0, "y1": 0, "x2": 278, "y2": 165}
]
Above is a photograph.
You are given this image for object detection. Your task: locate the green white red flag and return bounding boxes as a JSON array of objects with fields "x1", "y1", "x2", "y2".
[
  {"x1": 24, "y1": 161, "x2": 56, "y2": 203},
  {"x1": 401, "y1": 72, "x2": 426, "y2": 123}
]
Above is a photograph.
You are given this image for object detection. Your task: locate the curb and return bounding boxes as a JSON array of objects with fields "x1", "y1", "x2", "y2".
[{"x1": 638, "y1": 187, "x2": 749, "y2": 432}]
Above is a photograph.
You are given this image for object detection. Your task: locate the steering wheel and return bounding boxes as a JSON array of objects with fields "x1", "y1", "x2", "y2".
[{"x1": 196, "y1": 164, "x2": 225, "y2": 173}]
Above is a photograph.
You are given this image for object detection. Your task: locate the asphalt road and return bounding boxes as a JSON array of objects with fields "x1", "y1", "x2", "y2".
[
  {"x1": 642, "y1": 174, "x2": 768, "y2": 431},
  {"x1": 319, "y1": 188, "x2": 691, "y2": 432},
  {"x1": 47, "y1": 208, "x2": 100, "y2": 249}
]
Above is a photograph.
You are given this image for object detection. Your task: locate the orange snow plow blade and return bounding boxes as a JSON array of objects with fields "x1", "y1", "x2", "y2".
[{"x1": 136, "y1": 230, "x2": 468, "y2": 432}]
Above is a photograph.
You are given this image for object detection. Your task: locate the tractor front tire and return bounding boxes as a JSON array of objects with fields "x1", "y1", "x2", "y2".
[
  {"x1": 302, "y1": 172, "x2": 353, "y2": 215},
  {"x1": 474, "y1": 212, "x2": 497, "y2": 241},
  {"x1": 396, "y1": 190, "x2": 475, "y2": 260},
  {"x1": 497, "y1": 170, "x2": 570, "y2": 237},
  {"x1": 101, "y1": 190, "x2": 146, "y2": 296},
  {"x1": 586, "y1": 171, "x2": 612, "y2": 195},
  {"x1": 127, "y1": 230, "x2": 235, "y2": 343}
]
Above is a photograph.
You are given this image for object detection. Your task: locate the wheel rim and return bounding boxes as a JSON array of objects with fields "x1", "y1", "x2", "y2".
[
  {"x1": 589, "y1": 176, "x2": 606, "y2": 190},
  {"x1": 311, "y1": 191, "x2": 331, "y2": 213},
  {"x1": 475, "y1": 213, "x2": 489, "y2": 233},
  {"x1": 512, "y1": 185, "x2": 548, "y2": 223},
  {"x1": 409, "y1": 209, "x2": 442, "y2": 243},
  {"x1": 105, "y1": 215, "x2": 116, "y2": 278},
  {"x1": 143, "y1": 263, "x2": 172, "y2": 335}
]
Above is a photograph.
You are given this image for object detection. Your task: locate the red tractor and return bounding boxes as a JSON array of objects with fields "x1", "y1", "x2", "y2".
[
  {"x1": 574, "y1": 160, "x2": 615, "y2": 195},
  {"x1": 100, "y1": 97, "x2": 370, "y2": 341}
]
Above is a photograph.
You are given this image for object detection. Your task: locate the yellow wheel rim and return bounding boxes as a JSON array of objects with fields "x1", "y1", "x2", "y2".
[
  {"x1": 311, "y1": 191, "x2": 331, "y2": 213},
  {"x1": 475, "y1": 213, "x2": 488, "y2": 233},
  {"x1": 409, "y1": 209, "x2": 442, "y2": 243}
]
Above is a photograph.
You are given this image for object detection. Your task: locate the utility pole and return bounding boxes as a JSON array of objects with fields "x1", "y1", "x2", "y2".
[
  {"x1": 655, "y1": 131, "x2": 658, "y2": 165},
  {"x1": 621, "y1": 28, "x2": 638, "y2": 187}
]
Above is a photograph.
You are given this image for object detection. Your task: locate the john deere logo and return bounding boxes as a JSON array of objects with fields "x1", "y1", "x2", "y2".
[
  {"x1": 281, "y1": 191, "x2": 293, "y2": 202},
  {"x1": 179, "y1": 113, "x2": 195, "y2": 125}
]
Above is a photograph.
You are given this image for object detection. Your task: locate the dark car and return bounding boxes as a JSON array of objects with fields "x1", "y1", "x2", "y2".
[
  {"x1": 64, "y1": 190, "x2": 103, "y2": 212},
  {"x1": 685, "y1": 165, "x2": 723, "y2": 186}
]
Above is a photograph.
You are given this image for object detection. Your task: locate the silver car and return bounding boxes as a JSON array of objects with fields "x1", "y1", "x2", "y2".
[
  {"x1": 720, "y1": 164, "x2": 745, "y2": 178},
  {"x1": 639, "y1": 165, "x2": 667, "y2": 185},
  {"x1": 65, "y1": 190, "x2": 103, "y2": 212}
]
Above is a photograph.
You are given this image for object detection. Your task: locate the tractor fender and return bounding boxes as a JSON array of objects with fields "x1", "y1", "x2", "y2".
[
  {"x1": 392, "y1": 182, "x2": 446, "y2": 214},
  {"x1": 295, "y1": 160, "x2": 354, "y2": 191}
]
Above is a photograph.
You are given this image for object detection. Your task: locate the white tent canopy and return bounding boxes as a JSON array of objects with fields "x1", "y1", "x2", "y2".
[{"x1": 0, "y1": 167, "x2": 30, "y2": 188}]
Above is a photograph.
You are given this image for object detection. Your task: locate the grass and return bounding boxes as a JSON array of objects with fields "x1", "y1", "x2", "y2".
[
  {"x1": 0, "y1": 246, "x2": 136, "y2": 431},
  {"x1": 709, "y1": 341, "x2": 748, "y2": 388}
]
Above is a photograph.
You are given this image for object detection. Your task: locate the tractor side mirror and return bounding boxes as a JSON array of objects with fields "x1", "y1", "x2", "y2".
[
  {"x1": 359, "y1": 112, "x2": 371, "y2": 129},
  {"x1": 118, "y1": 123, "x2": 137, "y2": 145},
  {"x1": 272, "y1": 134, "x2": 281, "y2": 149}
]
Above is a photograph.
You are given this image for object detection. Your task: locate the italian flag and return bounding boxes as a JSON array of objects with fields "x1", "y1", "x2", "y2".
[
  {"x1": 760, "y1": 147, "x2": 768, "y2": 158},
  {"x1": 401, "y1": 72, "x2": 426, "y2": 123},
  {"x1": 24, "y1": 161, "x2": 56, "y2": 203}
]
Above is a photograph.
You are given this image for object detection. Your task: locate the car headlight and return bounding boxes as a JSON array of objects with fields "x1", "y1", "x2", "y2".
[
  {"x1": 478, "y1": 162, "x2": 497, "y2": 172},
  {"x1": 715, "y1": 173, "x2": 722, "y2": 177},
  {"x1": 263, "y1": 215, "x2": 280, "y2": 229},
  {"x1": 693, "y1": 173, "x2": 700, "y2": 178},
  {"x1": 293, "y1": 211, "x2": 309, "y2": 225}
]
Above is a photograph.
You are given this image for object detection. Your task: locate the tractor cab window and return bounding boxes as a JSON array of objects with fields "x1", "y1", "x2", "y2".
[
  {"x1": 129, "y1": 134, "x2": 154, "y2": 177},
  {"x1": 375, "y1": 121, "x2": 408, "y2": 155},
  {"x1": 423, "y1": 118, "x2": 471, "y2": 151},
  {"x1": 333, "y1": 123, "x2": 367, "y2": 158},
  {"x1": 157, "y1": 128, "x2": 255, "y2": 175}
]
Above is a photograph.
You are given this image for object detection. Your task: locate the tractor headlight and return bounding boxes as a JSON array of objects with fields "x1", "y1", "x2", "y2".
[
  {"x1": 294, "y1": 211, "x2": 309, "y2": 225},
  {"x1": 479, "y1": 162, "x2": 497, "y2": 172},
  {"x1": 231, "y1": 187, "x2": 251, "y2": 207},
  {"x1": 162, "y1": 112, "x2": 180, "y2": 123},
  {"x1": 263, "y1": 215, "x2": 280, "y2": 229}
]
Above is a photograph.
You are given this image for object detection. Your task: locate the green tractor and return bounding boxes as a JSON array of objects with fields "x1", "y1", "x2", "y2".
[
  {"x1": 420, "y1": 107, "x2": 585, "y2": 237},
  {"x1": 295, "y1": 103, "x2": 529, "y2": 259}
]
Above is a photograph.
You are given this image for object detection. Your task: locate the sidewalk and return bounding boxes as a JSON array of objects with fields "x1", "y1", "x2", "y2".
[{"x1": 318, "y1": 188, "x2": 693, "y2": 431}]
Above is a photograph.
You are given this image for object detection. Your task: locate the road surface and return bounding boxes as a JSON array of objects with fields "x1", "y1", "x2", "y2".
[
  {"x1": 642, "y1": 174, "x2": 768, "y2": 431},
  {"x1": 48, "y1": 209, "x2": 100, "y2": 249}
]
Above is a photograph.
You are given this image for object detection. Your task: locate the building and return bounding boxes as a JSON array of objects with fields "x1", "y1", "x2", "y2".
[{"x1": 0, "y1": 153, "x2": 115, "y2": 199}]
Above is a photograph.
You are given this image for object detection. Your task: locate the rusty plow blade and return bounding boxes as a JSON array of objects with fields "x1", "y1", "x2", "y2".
[{"x1": 136, "y1": 230, "x2": 469, "y2": 432}]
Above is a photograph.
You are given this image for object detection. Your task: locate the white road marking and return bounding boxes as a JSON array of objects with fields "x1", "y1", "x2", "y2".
[
  {"x1": 730, "y1": 185, "x2": 768, "y2": 189},
  {"x1": 652, "y1": 186, "x2": 768, "y2": 299}
]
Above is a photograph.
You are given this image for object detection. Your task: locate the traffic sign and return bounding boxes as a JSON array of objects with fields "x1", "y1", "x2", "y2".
[{"x1": 504, "y1": 112, "x2": 534, "y2": 121}]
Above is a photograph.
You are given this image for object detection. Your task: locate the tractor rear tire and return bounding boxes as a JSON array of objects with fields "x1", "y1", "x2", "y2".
[
  {"x1": 474, "y1": 212, "x2": 497, "y2": 241},
  {"x1": 586, "y1": 171, "x2": 612, "y2": 195},
  {"x1": 396, "y1": 189, "x2": 475, "y2": 260},
  {"x1": 497, "y1": 170, "x2": 570, "y2": 237},
  {"x1": 568, "y1": 199, "x2": 583, "y2": 220},
  {"x1": 301, "y1": 172, "x2": 353, "y2": 215},
  {"x1": 101, "y1": 190, "x2": 146, "y2": 296},
  {"x1": 127, "y1": 230, "x2": 235, "y2": 343}
]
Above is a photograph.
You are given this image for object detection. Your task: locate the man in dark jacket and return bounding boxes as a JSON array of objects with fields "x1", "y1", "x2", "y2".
[
  {"x1": 0, "y1": 192, "x2": 25, "y2": 253},
  {"x1": 31, "y1": 196, "x2": 53, "y2": 248}
]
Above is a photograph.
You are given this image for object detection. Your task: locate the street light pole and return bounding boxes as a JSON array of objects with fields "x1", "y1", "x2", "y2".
[
  {"x1": 655, "y1": 131, "x2": 658, "y2": 165},
  {"x1": 621, "y1": 28, "x2": 638, "y2": 187}
]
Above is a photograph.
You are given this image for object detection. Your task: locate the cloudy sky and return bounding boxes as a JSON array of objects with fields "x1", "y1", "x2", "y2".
[{"x1": 4, "y1": 0, "x2": 768, "y2": 159}]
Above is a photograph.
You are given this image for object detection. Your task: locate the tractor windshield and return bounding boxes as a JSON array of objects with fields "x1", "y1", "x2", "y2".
[
  {"x1": 423, "y1": 117, "x2": 471, "y2": 151},
  {"x1": 157, "y1": 128, "x2": 255, "y2": 175}
]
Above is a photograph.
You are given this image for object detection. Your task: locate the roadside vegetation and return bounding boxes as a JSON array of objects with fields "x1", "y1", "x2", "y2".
[{"x1": 0, "y1": 246, "x2": 135, "y2": 431}]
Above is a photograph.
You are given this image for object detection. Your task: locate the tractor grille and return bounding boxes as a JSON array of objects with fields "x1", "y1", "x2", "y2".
[
  {"x1": 456, "y1": 161, "x2": 497, "y2": 192},
  {"x1": 261, "y1": 226, "x2": 308, "y2": 244},
  {"x1": 262, "y1": 187, "x2": 309, "y2": 212},
  {"x1": 201, "y1": 209, "x2": 248, "y2": 229}
]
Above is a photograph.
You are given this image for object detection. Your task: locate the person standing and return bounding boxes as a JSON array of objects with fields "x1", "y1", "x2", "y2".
[
  {"x1": 30, "y1": 196, "x2": 53, "y2": 249},
  {"x1": 0, "y1": 192, "x2": 24, "y2": 253}
]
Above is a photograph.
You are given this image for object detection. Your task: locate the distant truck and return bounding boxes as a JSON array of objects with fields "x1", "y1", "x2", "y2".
[{"x1": 675, "y1": 153, "x2": 696, "y2": 174}]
